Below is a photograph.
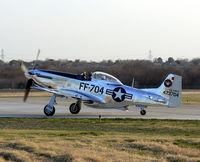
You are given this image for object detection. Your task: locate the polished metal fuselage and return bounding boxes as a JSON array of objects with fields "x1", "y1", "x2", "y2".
[{"x1": 25, "y1": 70, "x2": 168, "y2": 109}]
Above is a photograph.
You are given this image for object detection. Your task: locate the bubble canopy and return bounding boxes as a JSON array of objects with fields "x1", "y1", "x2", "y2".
[{"x1": 92, "y1": 71, "x2": 122, "y2": 84}]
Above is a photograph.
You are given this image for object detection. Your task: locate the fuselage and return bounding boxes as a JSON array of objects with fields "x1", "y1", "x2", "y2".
[{"x1": 25, "y1": 69, "x2": 168, "y2": 109}]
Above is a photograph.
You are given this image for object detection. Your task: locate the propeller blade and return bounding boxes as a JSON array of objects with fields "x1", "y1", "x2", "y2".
[
  {"x1": 36, "y1": 49, "x2": 40, "y2": 60},
  {"x1": 20, "y1": 62, "x2": 28, "y2": 72},
  {"x1": 23, "y1": 79, "x2": 33, "y2": 102}
]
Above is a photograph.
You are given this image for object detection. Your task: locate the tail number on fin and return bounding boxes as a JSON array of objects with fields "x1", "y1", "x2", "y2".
[{"x1": 163, "y1": 90, "x2": 179, "y2": 97}]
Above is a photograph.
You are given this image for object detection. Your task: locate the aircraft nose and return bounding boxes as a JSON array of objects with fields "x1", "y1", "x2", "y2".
[
  {"x1": 28, "y1": 71, "x2": 34, "y2": 75},
  {"x1": 25, "y1": 70, "x2": 34, "y2": 77},
  {"x1": 25, "y1": 72, "x2": 28, "y2": 76}
]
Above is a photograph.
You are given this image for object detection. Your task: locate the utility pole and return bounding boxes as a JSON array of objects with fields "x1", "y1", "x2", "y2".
[
  {"x1": 1, "y1": 49, "x2": 4, "y2": 61},
  {"x1": 148, "y1": 50, "x2": 152, "y2": 61}
]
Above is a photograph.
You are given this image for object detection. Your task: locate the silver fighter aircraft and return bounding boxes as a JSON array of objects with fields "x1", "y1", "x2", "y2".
[{"x1": 21, "y1": 63, "x2": 182, "y2": 116}]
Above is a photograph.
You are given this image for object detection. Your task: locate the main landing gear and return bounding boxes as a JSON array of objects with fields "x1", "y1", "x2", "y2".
[
  {"x1": 140, "y1": 109, "x2": 146, "y2": 115},
  {"x1": 43, "y1": 95, "x2": 82, "y2": 116},
  {"x1": 44, "y1": 95, "x2": 56, "y2": 116},
  {"x1": 69, "y1": 100, "x2": 82, "y2": 114}
]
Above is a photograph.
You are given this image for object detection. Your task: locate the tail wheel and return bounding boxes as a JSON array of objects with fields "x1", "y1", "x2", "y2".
[
  {"x1": 69, "y1": 103, "x2": 81, "y2": 114},
  {"x1": 44, "y1": 104, "x2": 55, "y2": 116},
  {"x1": 140, "y1": 109, "x2": 146, "y2": 115}
]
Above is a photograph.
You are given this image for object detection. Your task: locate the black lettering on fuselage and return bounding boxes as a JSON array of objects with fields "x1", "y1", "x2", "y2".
[
  {"x1": 79, "y1": 82, "x2": 104, "y2": 94},
  {"x1": 79, "y1": 82, "x2": 84, "y2": 90},
  {"x1": 84, "y1": 83, "x2": 89, "y2": 90}
]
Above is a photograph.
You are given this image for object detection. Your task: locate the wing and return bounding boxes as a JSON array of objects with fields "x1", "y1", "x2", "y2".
[
  {"x1": 60, "y1": 88, "x2": 105, "y2": 103},
  {"x1": 31, "y1": 86, "x2": 60, "y2": 94},
  {"x1": 31, "y1": 86, "x2": 105, "y2": 103}
]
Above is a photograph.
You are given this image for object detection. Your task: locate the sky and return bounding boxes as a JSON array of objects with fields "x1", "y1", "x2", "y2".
[{"x1": 0, "y1": 0, "x2": 200, "y2": 62}]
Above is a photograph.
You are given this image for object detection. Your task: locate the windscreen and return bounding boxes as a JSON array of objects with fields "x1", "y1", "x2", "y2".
[{"x1": 92, "y1": 72, "x2": 122, "y2": 84}]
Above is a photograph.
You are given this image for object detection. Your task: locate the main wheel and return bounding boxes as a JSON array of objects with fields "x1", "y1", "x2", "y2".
[
  {"x1": 69, "y1": 103, "x2": 81, "y2": 114},
  {"x1": 44, "y1": 104, "x2": 55, "y2": 116},
  {"x1": 140, "y1": 109, "x2": 146, "y2": 115}
]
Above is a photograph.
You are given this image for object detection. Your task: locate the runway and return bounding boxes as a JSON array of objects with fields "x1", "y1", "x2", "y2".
[{"x1": 0, "y1": 97, "x2": 199, "y2": 120}]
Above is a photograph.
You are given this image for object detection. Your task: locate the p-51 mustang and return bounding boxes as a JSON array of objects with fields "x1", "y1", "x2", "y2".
[{"x1": 21, "y1": 63, "x2": 182, "y2": 116}]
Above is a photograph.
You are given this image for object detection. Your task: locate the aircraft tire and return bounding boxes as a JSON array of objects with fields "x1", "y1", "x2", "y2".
[
  {"x1": 69, "y1": 103, "x2": 81, "y2": 114},
  {"x1": 44, "y1": 105, "x2": 55, "y2": 116},
  {"x1": 140, "y1": 109, "x2": 146, "y2": 115}
]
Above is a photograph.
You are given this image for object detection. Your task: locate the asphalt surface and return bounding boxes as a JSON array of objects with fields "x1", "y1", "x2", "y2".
[{"x1": 0, "y1": 97, "x2": 199, "y2": 120}]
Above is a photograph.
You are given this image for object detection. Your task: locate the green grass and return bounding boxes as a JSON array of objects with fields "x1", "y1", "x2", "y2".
[
  {"x1": 173, "y1": 139, "x2": 200, "y2": 149},
  {"x1": 0, "y1": 118, "x2": 199, "y2": 161},
  {"x1": 0, "y1": 118, "x2": 199, "y2": 136}
]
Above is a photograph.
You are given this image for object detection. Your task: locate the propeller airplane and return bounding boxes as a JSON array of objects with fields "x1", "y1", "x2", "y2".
[{"x1": 21, "y1": 62, "x2": 182, "y2": 116}]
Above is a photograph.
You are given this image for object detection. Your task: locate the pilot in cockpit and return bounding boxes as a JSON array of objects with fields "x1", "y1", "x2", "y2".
[
  {"x1": 88, "y1": 72, "x2": 92, "y2": 80},
  {"x1": 81, "y1": 72, "x2": 92, "y2": 81},
  {"x1": 82, "y1": 72, "x2": 87, "y2": 80}
]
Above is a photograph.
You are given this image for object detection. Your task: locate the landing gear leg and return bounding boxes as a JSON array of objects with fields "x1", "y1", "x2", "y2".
[
  {"x1": 44, "y1": 94, "x2": 56, "y2": 116},
  {"x1": 140, "y1": 109, "x2": 146, "y2": 115},
  {"x1": 69, "y1": 100, "x2": 81, "y2": 114}
]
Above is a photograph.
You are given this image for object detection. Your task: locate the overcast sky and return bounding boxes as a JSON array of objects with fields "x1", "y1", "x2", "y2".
[{"x1": 0, "y1": 0, "x2": 200, "y2": 61}]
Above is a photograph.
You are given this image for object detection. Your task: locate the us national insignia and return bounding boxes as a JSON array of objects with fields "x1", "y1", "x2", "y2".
[
  {"x1": 164, "y1": 79, "x2": 172, "y2": 87},
  {"x1": 112, "y1": 87, "x2": 126, "y2": 102}
]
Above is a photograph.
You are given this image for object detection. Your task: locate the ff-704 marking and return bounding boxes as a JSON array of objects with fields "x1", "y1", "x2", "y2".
[{"x1": 79, "y1": 82, "x2": 104, "y2": 94}]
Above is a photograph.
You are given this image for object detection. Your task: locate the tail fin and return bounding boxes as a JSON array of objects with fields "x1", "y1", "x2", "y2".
[{"x1": 157, "y1": 74, "x2": 182, "y2": 107}]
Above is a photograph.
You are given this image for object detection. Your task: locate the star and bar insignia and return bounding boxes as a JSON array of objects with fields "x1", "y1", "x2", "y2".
[{"x1": 106, "y1": 87, "x2": 133, "y2": 102}]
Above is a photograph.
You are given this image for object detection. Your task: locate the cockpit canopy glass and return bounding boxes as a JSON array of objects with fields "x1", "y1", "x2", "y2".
[{"x1": 92, "y1": 71, "x2": 122, "y2": 84}]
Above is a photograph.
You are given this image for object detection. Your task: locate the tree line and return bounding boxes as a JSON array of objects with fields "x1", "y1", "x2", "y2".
[{"x1": 0, "y1": 57, "x2": 200, "y2": 89}]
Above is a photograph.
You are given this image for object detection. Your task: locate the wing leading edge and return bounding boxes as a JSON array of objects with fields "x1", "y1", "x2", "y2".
[
  {"x1": 60, "y1": 88, "x2": 105, "y2": 103},
  {"x1": 31, "y1": 86, "x2": 105, "y2": 104}
]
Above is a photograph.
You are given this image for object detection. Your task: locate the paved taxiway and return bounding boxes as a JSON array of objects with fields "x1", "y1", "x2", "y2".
[{"x1": 0, "y1": 97, "x2": 199, "y2": 119}]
